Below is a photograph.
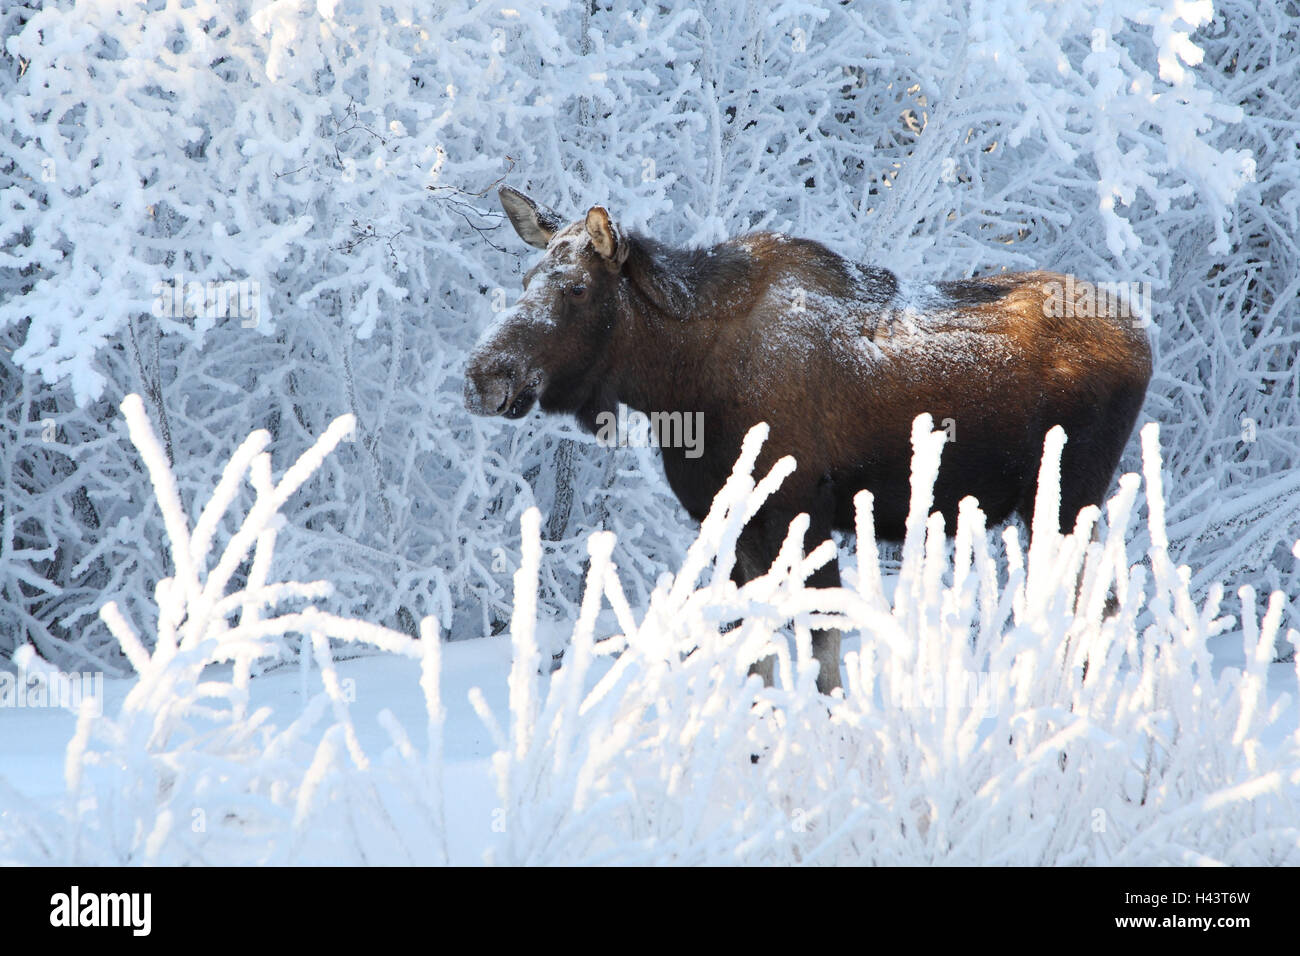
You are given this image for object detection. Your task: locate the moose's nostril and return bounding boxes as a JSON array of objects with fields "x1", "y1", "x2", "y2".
[{"x1": 463, "y1": 363, "x2": 517, "y2": 417}]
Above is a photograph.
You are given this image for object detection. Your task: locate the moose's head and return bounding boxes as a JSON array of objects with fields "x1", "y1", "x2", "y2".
[{"x1": 463, "y1": 186, "x2": 631, "y2": 422}]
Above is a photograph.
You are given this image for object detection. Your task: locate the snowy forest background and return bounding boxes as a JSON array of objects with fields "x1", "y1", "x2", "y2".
[{"x1": 1, "y1": 0, "x2": 1298, "y2": 865}]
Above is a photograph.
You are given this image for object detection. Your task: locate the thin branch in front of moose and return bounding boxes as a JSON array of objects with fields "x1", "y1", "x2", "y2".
[
  {"x1": 426, "y1": 157, "x2": 522, "y2": 255},
  {"x1": 336, "y1": 220, "x2": 408, "y2": 267}
]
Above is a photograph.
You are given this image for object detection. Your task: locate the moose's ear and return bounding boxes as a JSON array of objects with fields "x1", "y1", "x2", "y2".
[
  {"x1": 585, "y1": 206, "x2": 628, "y2": 264},
  {"x1": 498, "y1": 186, "x2": 564, "y2": 249}
]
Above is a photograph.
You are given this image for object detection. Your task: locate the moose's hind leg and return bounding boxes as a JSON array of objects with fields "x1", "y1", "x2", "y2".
[
  {"x1": 732, "y1": 524, "x2": 776, "y2": 687},
  {"x1": 758, "y1": 494, "x2": 846, "y2": 694},
  {"x1": 731, "y1": 479, "x2": 845, "y2": 695}
]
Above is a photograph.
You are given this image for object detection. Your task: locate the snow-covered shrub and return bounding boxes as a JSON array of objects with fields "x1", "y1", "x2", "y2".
[
  {"x1": 0, "y1": 395, "x2": 451, "y2": 864},
  {"x1": 0, "y1": 0, "x2": 695, "y2": 661},
  {"x1": 1, "y1": 397, "x2": 1295, "y2": 864},
  {"x1": 485, "y1": 416, "x2": 1300, "y2": 864},
  {"x1": 2, "y1": 0, "x2": 1297, "y2": 668}
]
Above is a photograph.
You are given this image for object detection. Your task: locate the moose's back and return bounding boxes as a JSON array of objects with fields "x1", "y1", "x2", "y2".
[{"x1": 650, "y1": 235, "x2": 1152, "y2": 540}]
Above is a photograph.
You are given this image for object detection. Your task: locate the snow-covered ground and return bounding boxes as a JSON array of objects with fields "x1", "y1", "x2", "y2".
[
  {"x1": 0, "y1": 409, "x2": 1295, "y2": 865},
  {"x1": 3, "y1": 621, "x2": 1295, "y2": 865},
  {"x1": 3, "y1": 405, "x2": 1298, "y2": 865},
  {"x1": 1, "y1": 641, "x2": 511, "y2": 864}
]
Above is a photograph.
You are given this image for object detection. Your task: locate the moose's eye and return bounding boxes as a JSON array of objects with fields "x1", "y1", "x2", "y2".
[{"x1": 568, "y1": 284, "x2": 587, "y2": 300}]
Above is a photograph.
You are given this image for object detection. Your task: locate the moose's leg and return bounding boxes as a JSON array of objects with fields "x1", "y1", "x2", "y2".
[
  {"x1": 733, "y1": 481, "x2": 844, "y2": 695},
  {"x1": 805, "y1": 560, "x2": 844, "y2": 694},
  {"x1": 732, "y1": 523, "x2": 775, "y2": 687},
  {"x1": 805, "y1": 475, "x2": 844, "y2": 695}
]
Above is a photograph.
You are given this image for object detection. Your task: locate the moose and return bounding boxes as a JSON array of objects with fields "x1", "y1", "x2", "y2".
[{"x1": 464, "y1": 186, "x2": 1153, "y2": 694}]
